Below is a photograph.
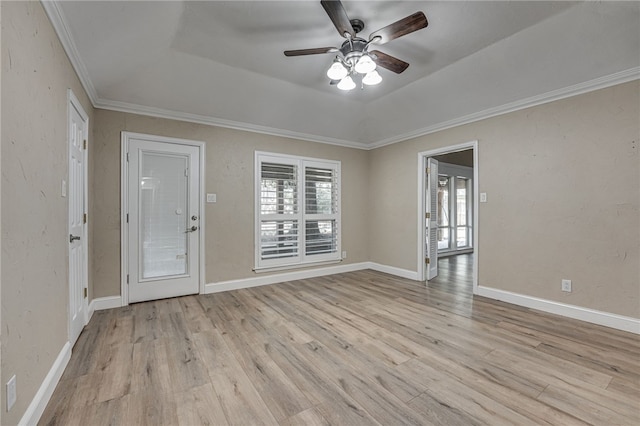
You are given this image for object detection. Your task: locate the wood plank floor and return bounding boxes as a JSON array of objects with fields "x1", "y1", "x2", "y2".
[{"x1": 40, "y1": 255, "x2": 640, "y2": 425}]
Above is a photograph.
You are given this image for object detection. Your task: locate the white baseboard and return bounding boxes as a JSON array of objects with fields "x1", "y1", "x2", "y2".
[
  {"x1": 18, "y1": 342, "x2": 71, "y2": 426},
  {"x1": 476, "y1": 286, "x2": 640, "y2": 334},
  {"x1": 368, "y1": 262, "x2": 419, "y2": 281},
  {"x1": 89, "y1": 295, "x2": 123, "y2": 313},
  {"x1": 205, "y1": 262, "x2": 372, "y2": 294}
]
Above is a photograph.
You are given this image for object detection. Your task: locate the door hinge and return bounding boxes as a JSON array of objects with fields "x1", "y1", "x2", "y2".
[
  {"x1": 426, "y1": 167, "x2": 430, "y2": 174},
  {"x1": 425, "y1": 212, "x2": 430, "y2": 219},
  {"x1": 425, "y1": 257, "x2": 430, "y2": 264},
  {"x1": 126, "y1": 152, "x2": 129, "y2": 162},
  {"x1": 83, "y1": 288, "x2": 88, "y2": 298},
  {"x1": 184, "y1": 168, "x2": 188, "y2": 177},
  {"x1": 83, "y1": 139, "x2": 87, "y2": 150},
  {"x1": 126, "y1": 213, "x2": 129, "y2": 223},
  {"x1": 83, "y1": 213, "x2": 87, "y2": 224},
  {"x1": 127, "y1": 274, "x2": 129, "y2": 284}
]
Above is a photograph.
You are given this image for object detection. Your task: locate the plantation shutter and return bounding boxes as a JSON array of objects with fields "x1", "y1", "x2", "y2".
[
  {"x1": 256, "y1": 153, "x2": 341, "y2": 270},
  {"x1": 304, "y1": 165, "x2": 338, "y2": 258},
  {"x1": 259, "y1": 161, "x2": 300, "y2": 265}
]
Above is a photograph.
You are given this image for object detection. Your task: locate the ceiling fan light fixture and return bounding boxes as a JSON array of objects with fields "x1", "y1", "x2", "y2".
[
  {"x1": 362, "y1": 70, "x2": 382, "y2": 86},
  {"x1": 327, "y1": 61, "x2": 348, "y2": 80},
  {"x1": 354, "y1": 54, "x2": 376, "y2": 74},
  {"x1": 337, "y1": 75, "x2": 356, "y2": 91}
]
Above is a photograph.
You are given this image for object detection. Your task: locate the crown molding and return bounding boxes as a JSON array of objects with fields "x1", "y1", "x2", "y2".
[
  {"x1": 41, "y1": 0, "x2": 99, "y2": 104},
  {"x1": 369, "y1": 67, "x2": 640, "y2": 149},
  {"x1": 94, "y1": 98, "x2": 370, "y2": 150}
]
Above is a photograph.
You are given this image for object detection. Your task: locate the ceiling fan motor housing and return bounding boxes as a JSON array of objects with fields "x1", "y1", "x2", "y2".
[{"x1": 340, "y1": 38, "x2": 368, "y2": 66}]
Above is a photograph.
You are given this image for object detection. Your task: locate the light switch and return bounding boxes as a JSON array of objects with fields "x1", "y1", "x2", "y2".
[
  {"x1": 480, "y1": 192, "x2": 487, "y2": 203},
  {"x1": 206, "y1": 193, "x2": 217, "y2": 203},
  {"x1": 61, "y1": 180, "x2": 67, "y2": 197}
]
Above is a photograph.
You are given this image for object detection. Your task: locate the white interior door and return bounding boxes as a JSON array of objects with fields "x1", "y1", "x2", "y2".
[
  {"x1": 68, "y1": 91, "x2": 88, "y2": 345},
  {"x1": 426, "y1": 158, "x2": 439, "y2": 280},
  {"x1": 126, "y1": 136, "x2": 201, "y2": 303}
]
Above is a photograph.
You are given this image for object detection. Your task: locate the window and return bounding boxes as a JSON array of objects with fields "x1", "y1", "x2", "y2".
[
  {"x1": 436, "y1": 162, "x2": 473, "y2": 254},
  {"x1": 256, "y1": 152, "x2": 340, "y2": 269}
]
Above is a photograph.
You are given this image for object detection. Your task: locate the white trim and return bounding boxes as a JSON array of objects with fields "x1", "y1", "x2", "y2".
[
  {"x1": 476, "y1": 286, "x2": 640, "y2": 335},
  {"x1": 121, "y1": 132, "x2": 206, "y2": 306},
  {"x1": 89, "y1": 296, "x2": 122, "y2": 314},
  {"x1": 205, "y1": 262, "x2": 371, "y2": 294},
  {"x1": 96, "y1": 70, "x2": 639, "y2": 150},
  {"x1": 39, "y1": 4, "x2": 639, "y2": 151},
  {"x1": 41, "y1": 1, "x2": 99, "y2": 103},
  {"x1": 120, "y1": 133, "x2": 129, "y2": 306},
  {"x1": 253, "y1": 260, "x2": 342, "y2": 274},
  {"x1": 370, "y1": 68, "x2": 640, "y2": 149},
  {"x1": 18, "y1": 342, "x2": 71, "y2": 426},
  {"x1": 368, "y1": 263, "x2": 419, "y2": 281}
]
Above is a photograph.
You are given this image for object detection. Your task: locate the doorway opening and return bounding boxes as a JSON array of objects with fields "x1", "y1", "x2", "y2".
[{"x1": 417, "y1": 141, "x2": 478, "y2": 295}]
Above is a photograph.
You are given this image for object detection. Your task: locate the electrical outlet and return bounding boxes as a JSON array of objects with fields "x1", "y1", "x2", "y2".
[
  {"x1": 342, "y1": 251, "x2": 347, "y2": 259},
  {"x1": 7, "y1": 375, "x2": 16, "y2": 411},
  {"x1": 561, "y1": 279, "x2": 572, "y2": 292}
]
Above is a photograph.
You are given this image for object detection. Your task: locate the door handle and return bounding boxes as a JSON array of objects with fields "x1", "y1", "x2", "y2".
[
  {"x1": 186, "y1": 226, "x2": 198, "y2": 233},
  {"x1": 69, "y1": 234, "x2": 81, "y2": 243}
]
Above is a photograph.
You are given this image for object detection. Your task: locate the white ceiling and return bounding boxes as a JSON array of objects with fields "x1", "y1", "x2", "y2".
[{"x1": 50, "y1": 1, "x2": 640, "y2": 148}]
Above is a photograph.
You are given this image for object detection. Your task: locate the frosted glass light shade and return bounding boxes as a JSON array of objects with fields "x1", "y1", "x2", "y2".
[
  {"x1": 337, "y1": 75, "x2": 356, "y2": 91},
  {"x1": 362, "y1": 70, "x2": 382, "y2": 85},
  {"x1": 354, "y1": 55, "x2": 376, "y2": 74},
  {"x1": 327, "y1": 62, "x2": 348, "y2": 80}
]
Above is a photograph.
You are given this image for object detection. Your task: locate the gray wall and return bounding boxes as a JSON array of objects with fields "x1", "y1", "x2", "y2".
[
  {"x1": 91, "y1": 111, "x2": 370, "y2": 297},
  {"x1": 1, "y1": 2, "x2": 94, "y2": 423},
  {"x1": 369, "y1": 81, "x2": 639, "y2": 318}
]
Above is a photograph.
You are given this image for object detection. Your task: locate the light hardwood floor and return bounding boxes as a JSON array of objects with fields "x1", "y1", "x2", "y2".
[{"x1": 40, "y1": 255, "x2": 640, "y2": 425}]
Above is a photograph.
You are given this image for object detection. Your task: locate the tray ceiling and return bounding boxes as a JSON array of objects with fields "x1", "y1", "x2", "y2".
[{"x1": 49, "y1": 1, "x2": 640, "y2": 148}]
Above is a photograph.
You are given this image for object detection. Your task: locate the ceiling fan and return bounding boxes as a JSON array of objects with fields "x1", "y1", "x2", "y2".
[{"x1": 284, "y1": 0, "x2": 428, "y2": 91}]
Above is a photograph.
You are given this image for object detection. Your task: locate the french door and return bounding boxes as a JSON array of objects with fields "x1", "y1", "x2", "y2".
[{"x1": 123, "y1": 133, "x2": 203, "y2": 303}]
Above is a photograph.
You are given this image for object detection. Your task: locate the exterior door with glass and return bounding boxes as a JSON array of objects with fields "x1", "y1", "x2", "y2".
[{"x1": 126, "y1": 134, "x2": 202, "y2": 303}]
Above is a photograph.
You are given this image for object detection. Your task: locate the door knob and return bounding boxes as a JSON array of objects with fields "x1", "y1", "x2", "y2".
[
  {"x1": 186, "y1": 226, "x2": 198, "y2": 233},
  {"x1": 69, "y1": 234, "x2": 81, "y2": 243},
  {"x1": 191, "y1": 215, "x2": 198, "y2": 221}
]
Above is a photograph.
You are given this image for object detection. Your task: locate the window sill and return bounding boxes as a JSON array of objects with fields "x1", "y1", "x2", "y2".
[{"x1": 253, "y1": 259, "x2": 343, "y2": 274}]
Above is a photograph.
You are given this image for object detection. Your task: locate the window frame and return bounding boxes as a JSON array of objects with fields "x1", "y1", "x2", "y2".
[
  {"x1": 436, "y1": 162, "x2": 473, "y2": 254},
  {"x1": 255, "y1": 151, "x2": 341, "y2": 271}
]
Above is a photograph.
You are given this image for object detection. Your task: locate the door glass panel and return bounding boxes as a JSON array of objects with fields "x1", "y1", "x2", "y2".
[
  {"x1": 437, "y1": 176, "x2": 450, "y2": 250},
  {"x1": 140, "y1": 152, "x2": 189, "y2": 279},
  {"x1": 457, "y1": 178, "x2": 467, "y2": 226},
  {"x1": 438, "y1": 227, "x2": 450, "y2": 250},
  {"x1": 457, "y1": 226, "x2": 468, "y2": 247}
]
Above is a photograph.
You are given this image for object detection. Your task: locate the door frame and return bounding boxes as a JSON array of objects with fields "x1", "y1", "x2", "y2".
[
  {"x1": 67, "y1": 89, "x2": 89, "y2": 342},
  {"x1": 417, "y1": 140, "x2": 479, "y2": 293},
  {"x1": 120, "y1": 132, "x2": 206, "y2": 306}
]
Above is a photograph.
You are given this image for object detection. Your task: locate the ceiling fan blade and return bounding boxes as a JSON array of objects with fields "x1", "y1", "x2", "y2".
[
  {"x1": 370, "y1": 50, "x2": 409, "y2": 74},
  {"x1": 321, "y1": 0, "x2": 355, "y2": 38},
  {"x1": 284, "y1": 47, "x2": 338, "y2": 56},
  {"x1": 369, "y1": 11, "x2": 428, "y2": 45}
]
